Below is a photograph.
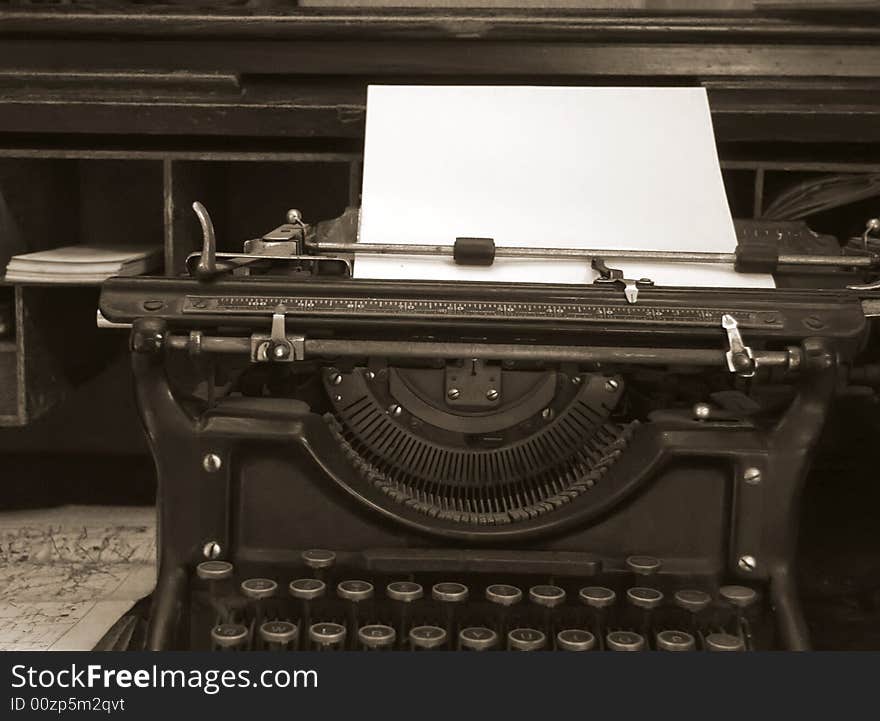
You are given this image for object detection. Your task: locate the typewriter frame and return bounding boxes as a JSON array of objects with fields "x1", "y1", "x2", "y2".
[{"x1": 105, "y1": 274, "x2": 870, "y2": 652}]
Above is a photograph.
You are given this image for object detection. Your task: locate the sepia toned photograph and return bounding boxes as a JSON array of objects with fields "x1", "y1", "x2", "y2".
[{"x1": 0, "y1": 2, "x2": 879, "y2": 714}]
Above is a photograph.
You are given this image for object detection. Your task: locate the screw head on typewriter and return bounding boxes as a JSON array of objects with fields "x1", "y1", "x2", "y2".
[{"x1": 323, "y1": 365, "x2": 636, "y2": 536}]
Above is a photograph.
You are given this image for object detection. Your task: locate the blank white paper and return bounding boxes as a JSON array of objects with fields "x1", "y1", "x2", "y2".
[{"x1": 355, "y1": 85, "x2": 774, "y2": 289}]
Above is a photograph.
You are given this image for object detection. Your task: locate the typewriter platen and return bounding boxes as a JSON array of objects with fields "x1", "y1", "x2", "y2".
[{"x1": 99, "y1": 205, "x2": 880, "y2": 652}]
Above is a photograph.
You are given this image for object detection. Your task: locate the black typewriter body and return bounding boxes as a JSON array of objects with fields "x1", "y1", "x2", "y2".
[{"x1": 101, "y1": 253, "x2": 879, "y2": 651}]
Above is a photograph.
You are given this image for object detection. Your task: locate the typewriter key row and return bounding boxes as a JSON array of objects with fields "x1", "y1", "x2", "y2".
[{"x1": 197, "y1": 553, "x2": 764, "y2": 651}]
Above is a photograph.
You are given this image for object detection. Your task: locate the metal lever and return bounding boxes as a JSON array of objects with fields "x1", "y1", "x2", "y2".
[
  {"x1": 722, "y1": 314, "x2": 756, "y2": 377},
  {"x1": 251, "y1": 310, "x2": 304, "y2": 363},
  {"x1": 849, "y1": 218, "x2": 880, "y2": 291},
  {"x1": 862, "y1": 217, "x2": 879, "y2": 252},
  {"x1": 591, "y1": 258, "x2": 654, "y2": 304},
  {"x1": 193, "y1": 201, "x2": 219, "y2": 281}
]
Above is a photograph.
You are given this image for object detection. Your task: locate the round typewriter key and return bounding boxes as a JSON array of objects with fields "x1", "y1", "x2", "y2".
[
  {"x1": 556, "y1": 629, "x2": 596, "y2": 652},
  {"x1": 486, "y1": 584, "x2": 521, "y2": 639},
  {"x1": 432, "y1": 582, "x2": 469, "y2": 603},
  {"x1": 674, "y1": 589, "x2": 712, "y2": 613},
  {"x1": 259, "y1": 621, "x2": 298, "y2": 648},
  {"x1": 508, "y1": 628, "x2": 546, "y2": 652},
  {"x1": 719, "y1": 585, "x2": 758, "y2": 609},
  {"x1": 626, "y1": 587, "x2": 664, "y2": 610},
  {"x1": 289, "y1": 578, "x2": 326, "y2": 601},
  {"x1": 211, "y1": 623, "x2": 248, "y2": 650},
  {"x1": 485, "y1": 584, "x2": 523, "y2": 606},
  {"x1": 197, "y1": 560, "x2": 233, "y2": 581},
  {"x1": 289, "y1": 578, "x2": 325, "y2": 637},
  {"x1": 656, "y1": 630, "x2": 696, "y2": 652},
  {"x1": 388, "y1": 581, "x2": 423, "y2": 648},
  {"x1": 302, "y1": 549, "x2": 336, "y2": 570},
  {"x1": 241, "y1": 578, "x2": 278, "y2": 600},
  {"x1": 529, "y1": 584, "x2": 567, "y2": 608},
  {"x1": 579, "y1": 586, "x2": 616, "y2": 609},
  {"x1": 705, "y1": 632, "x2": 745, "y2": 652},
  {"x1": 302, "y1": 550, "x2": 335, "y2": 582},
  {"x1": 409, "y1": 625, "x2": 448, "y2": 650},
  {"x1": 309, "y1": 622, "x2": 347, "y2": 650},
  {"x1": 358, "y1": 624, "x2": 396, "y2": 650},
  {"x1": 337, "y1": 580, "x2": 374, "y2": 602},
  {"x1": 606, "y1": 630, "x2": 646, "y2": 652},
  {"x1": 338, "y1": 581, "x2": 374, "y2": 649},
  {"x1": 433, "y1": 582, "x2": 468, "y2": 640},
  {"x1": 459, "y1": 626, "x2": 498, "y2": 652},
  {"x1": 387, "y1": 581, "x2": 424, "y2": 603},
  {"x1": 626, "y1": 555, "x2": 662, "y2": 576}
]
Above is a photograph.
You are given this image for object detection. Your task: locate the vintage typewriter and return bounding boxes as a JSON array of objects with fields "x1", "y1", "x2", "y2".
[{"x1": 98, "y1": 196, "x2": 880, "y2": 652}]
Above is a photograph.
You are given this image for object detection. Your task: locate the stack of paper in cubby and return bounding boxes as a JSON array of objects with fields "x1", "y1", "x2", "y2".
[{"x1": 3, "y1": 244, "x2": 161, "y2": 284}]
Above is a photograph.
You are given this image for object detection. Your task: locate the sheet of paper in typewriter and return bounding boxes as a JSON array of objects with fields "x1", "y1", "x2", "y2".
[{"x1": 356, "y1": 85, "x2": 774, "y2": 289}]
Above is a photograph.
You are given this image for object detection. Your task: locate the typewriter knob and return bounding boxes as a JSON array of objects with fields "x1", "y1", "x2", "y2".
[
  {"x1": 302, "y1": 549, "x2": 336, "y2": 570},
  {"x1": 606, "y1": 630, "x2": 646, "y2": 652},
  {"x1": 358, "y1": 624, "x2": 397, "y2": 650},
  {"x1": 259, "y1": 621, "x2": 298, "y2": 647},
  {"x1": 508, "y1": 628, "x2": 547, "y2": 652},
  {"x1": 674, "y1": 589, "x2": 712, "y2": 613},
  {"x1": 241, "y1": 578, "x2": 278, "y2": 600},
  {"x1": 486, "y1": 584, "x2": 523, "y2": 606},
  {"x1": 626, "y1": 555, "x2": 662, "y2": 576},
  {"x1": 309, "y1": 622, "x2": 347, "y2": 650},
  {"x1": 579, "y1": 586, "x2": 616, "y2": 609},
  {"x1": 556, "y1": 629, "x2": 596, "y2": 652},
  {"x1": 627, "y1": 587, "x2": 664, "y2": 610},
  {"x1": 529, "y1": 584, "x2": 567, "y2": 608},
  {"x1": 432, "y1": 582, "x2": 469, "y2": 603},
  {"x1": 705, "y1": 632, "x2": 745, "y2": 652},
  {"x1": 211, "y1": 623, "x2": 249, "y2": 650},
  {"x1": 387, "y1": 581, "x2": 424, "y2": 602},
  {"x1": 719, "y1": 585, "x2": 758, "y2": 609},
  {"x1": 286, "y1": 208, "x2": 303, "y2": 224},
  {"x1": 459, "y1": 627, "x2": 498, "y2": 651},
  {"x1": 197, "y1": 560, "x2": 233, "y2": 581},
  {"x1": 409, "y1": 625, "x2": 448, "y2": 650},
  {"x1": 656, "y1": 630, "x2": 696, "y2": 652},
  {"x1": 337, "y1": 580, "x2": 375, "y2": 602},
  {"x1": 289, "y1": 578, "x2": 326, "y2": 600}
]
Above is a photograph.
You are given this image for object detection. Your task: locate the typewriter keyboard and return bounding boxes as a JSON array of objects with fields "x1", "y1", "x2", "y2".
[{"x1": 192, "y1": 552, "x2": 771, "y2": 651}]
